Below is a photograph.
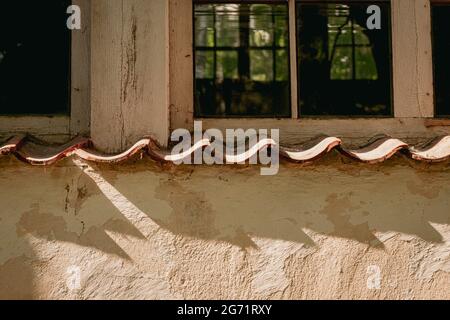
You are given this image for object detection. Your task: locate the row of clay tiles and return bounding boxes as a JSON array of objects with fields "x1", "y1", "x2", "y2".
[{"x1": 1, "y1": 134, "x2": 450, "y2": 166}]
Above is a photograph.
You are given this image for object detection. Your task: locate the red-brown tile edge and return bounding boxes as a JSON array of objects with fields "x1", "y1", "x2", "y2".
[{"x1": 1, "y1": 134, "x2": 450, "y2": 166}]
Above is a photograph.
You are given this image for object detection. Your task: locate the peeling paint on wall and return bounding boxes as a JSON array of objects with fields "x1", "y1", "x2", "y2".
[{"x1": 0, "y1": 156, "x2": 449, "y2": 299}]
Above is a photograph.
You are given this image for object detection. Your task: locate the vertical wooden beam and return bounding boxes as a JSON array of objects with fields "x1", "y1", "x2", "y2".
[
  {"x1": 120, "y1": 0, "x2": 170, "y2": 148},
  {"x1": 169, "y1": 0, "x2": 194, "y2": 132},
  {"x1": 289, "y1": 0, "x2": 299, "y2": 119},
  {"x1": 90, "y1": 0, "x2": 124, "y2": 151},
  {"x1": 91, "y1": 0, "x2": 170, "y2": 152},
  {"x1": 415, "y1": 0, "x2": 434, "y2": 118},
  {"x1": 71, "y1": 0, "x2": 91, "y2": 136},
  {"x1": 392, "y1": 0, "x2": 434, "y2": 118}
]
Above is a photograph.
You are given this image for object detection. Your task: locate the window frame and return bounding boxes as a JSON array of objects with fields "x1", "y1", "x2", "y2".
[
  {"x1": 177, "y1": 0, "x2": 448, "y2": 144},
  {"x1": 0, "y1": 0, "x2": 90, "y2": 139},
  {"x1": 187, "y1": 0, "x2": 418, "y2": 123},
  {"x1": 3, "y1": 0, "x2": 445, "y2": 150},
  {"x1": 34, "y1": 0, "x2": 445, "y2": 150}
]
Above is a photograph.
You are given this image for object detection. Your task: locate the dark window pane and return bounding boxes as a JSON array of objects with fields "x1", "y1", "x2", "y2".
[
  {"x1": 297, "y1": 2, "x2": 392, "y2": 116},
  {"x1": 274, "y1": 5, "x2": 289, "y2": 47},
  {"x1": 194, "y1": 2, "x2": 290, "y2": 117},
  {"x1": 432, "y1": 5, "x2": 450, "y2": 116},
  {"x1": 195, "y1": 51, "x2": 214, "y2": 79},
  {"x1": 355, "y1": 47, "x2": 378, "y2": 80},
  {"x1": 276, "y1": 49, "x2": 289, "y2": 81},
  {"x1": 195, "y1": 5, "x2": 215, "y2": 47},
  {"x1": 216, "y1": 51, "x2": 239, "y2": 80},
  {"x1": 0, "y1": 1, "x2": 71, "y2": 115},
  {"x1": 331, "y1": 47, "x2": 353, "y2": 80},
  {"x1": 215, "y1": 4, "x2": 240, "y2": 47},
  {"x1": 250, "y1": 50, "x2": 273, "y2": 81},
  {"x1": 250, "y1": 5, "x2": 274, "y2": 47}
]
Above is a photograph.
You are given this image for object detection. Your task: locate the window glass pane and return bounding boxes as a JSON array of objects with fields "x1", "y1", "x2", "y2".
[
  {"x1": 0, "y1": 1, "x2": 71, "y2": 115},
  {"x1": 194, "y1": 2, "x2": 290, "y2": 117},
  {"x1": 250, "y1": 50, "x2": 273, "y2": 81},
  {"x1": 216, "y1": 51, "x2": 239, "y2": 80},
  {"x1": 328, "y1": 18, "x2": 352, "y2": 46},
  {"x1": 276, "y1": 50, "x2": 289, "y2": 81},
  {"x1": 432, "y1": 5, "x2": 450, "y2": 116},
  {"x1": 195, "y1": 51, "x2": 214, "y2": 79},
  {"x1": 354, "y1": 24, "x2": 371, "y2": 45},
  {"x1": 195, "y1": 5, "x2": 215, "y2": 47},
  {"x1": 297, "y1": 2, "x2": 392, "y2": 116},
  {"x1": 330, "y1": 47, "x2": 352, "y2": 80},
  {"x1": 355, "y1": 47, "x2": 378, "y2": 80},
  {"x1": 250, "y1": 5, "x2": 274, "y2": 47},
  {"x1": 215, "y1": 4, "x2": 240, "y2": 47},
  {"x1": 274, "y1": 5, "x2": 289, "y2": 47}
]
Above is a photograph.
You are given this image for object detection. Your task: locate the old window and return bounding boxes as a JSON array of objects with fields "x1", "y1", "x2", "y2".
[
  {"x1": 0, "y1": 1, "x2": 71, "y2": 115},
  {"x1": 194, "y1": 1, "x2": 291, "y2": 117},
  {"x1": 296, "y1": 1, "x2": 392, "y2": 116},
  {"x1": 432, "y1": 3, "x2": 450, "y2": 117}
]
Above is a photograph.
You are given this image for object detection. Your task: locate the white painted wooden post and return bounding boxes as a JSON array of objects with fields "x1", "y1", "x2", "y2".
[
  {"x1": 392, "y1": 0, "x2": 434, "y2": 118},
  {"x1": 91, "y1": 0, "x2": 170, "y2": 152},
  {"x1": 71, "y1": 0, "x2": 91, "y2": 136},
  {"x1": 169, "y1": 0, "x2": 194, "y2": 132}
]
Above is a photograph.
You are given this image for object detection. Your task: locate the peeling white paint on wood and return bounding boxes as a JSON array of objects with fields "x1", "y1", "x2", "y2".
[{"x1": 91, "y1": 0, "x2": 169, "y2": 152}]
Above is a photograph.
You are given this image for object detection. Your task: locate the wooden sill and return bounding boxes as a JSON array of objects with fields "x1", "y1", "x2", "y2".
[
  {"x1": 0, "y1": 115, "x2": 70, "y2": 136},
  {"x1": 424, "y1": 118, "x2": 450, "y2": 127},
  {"x1": 198, "y1": 118, "x2": 450, "y2": 145}
]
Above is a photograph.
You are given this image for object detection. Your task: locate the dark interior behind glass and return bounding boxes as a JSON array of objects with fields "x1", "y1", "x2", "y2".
[
  {"x1": 297, "y1": 1, "x2": 392, "y2": 116},
  {"x1": 432, "y1": 4, "x2": 450, "y2": 117},
  {"x1": 0, "y1": 1, "x2": 71, "y2": 115},
  {"x1": 194, "y1": 2, "x2": 291, "y2": 117}
]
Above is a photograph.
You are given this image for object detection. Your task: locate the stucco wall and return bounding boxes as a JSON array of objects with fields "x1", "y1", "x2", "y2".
[{"x1": 0, "y1": 154, "x2": 448, "y2": 299}]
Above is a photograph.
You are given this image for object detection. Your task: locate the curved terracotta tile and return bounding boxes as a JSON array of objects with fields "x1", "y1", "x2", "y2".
[
  {"x1": 280, "y1": 136, "x2": 341, "y2": 162},
  {"x1": 0, "y1": 135, "x2": 26, "y2": 155},
  {"x1": 339, "y1": 137, "x2": 408, "y2": 164},
  {"x1": 147, "y1": 138, "x2": 211, "y2": 162},
  {"x1": 75, "y1": 138, "x2": 152, "y2": 163},
  {"x1": 408, "y1": 136, "x2": 450, "y2": 162},
  {"x1": 225, "y1": 138, "x2": 277, "y2": 163},
  {"x1": 14, "y1": 136, "x2": 90, "y2": 166},
  {"x1": 2, "y1": 133, "x2": 450, "y2": 166}
]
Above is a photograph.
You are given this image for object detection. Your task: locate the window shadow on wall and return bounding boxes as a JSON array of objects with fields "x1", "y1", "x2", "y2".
[
  {"x1": 0, "y1": 156, "x2": 448, "y2": 298},
  {"x1": 90, "y1": 157, "x2": 449, "y2": 250}
]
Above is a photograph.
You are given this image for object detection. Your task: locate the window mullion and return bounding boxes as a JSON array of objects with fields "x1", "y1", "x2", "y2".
[{"x1": 289, "y1": 0, "x2": 299, "y2": 118}]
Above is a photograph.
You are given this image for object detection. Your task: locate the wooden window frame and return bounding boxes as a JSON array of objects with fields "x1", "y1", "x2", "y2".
[
  {"x1": 2, "y1": 0, "x2": 446, "y2": 149},
  {"x1": 1, "y1": 0, "x2": 448, "y2": 151},
  {"x1": 0, "y1": 0, "x2": 90, "y2": 140}
]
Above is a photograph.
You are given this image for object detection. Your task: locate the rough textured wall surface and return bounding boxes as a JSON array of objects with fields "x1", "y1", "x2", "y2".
[{"x1": 0, "y1": 155, "x2": 449, "y2": 300}]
